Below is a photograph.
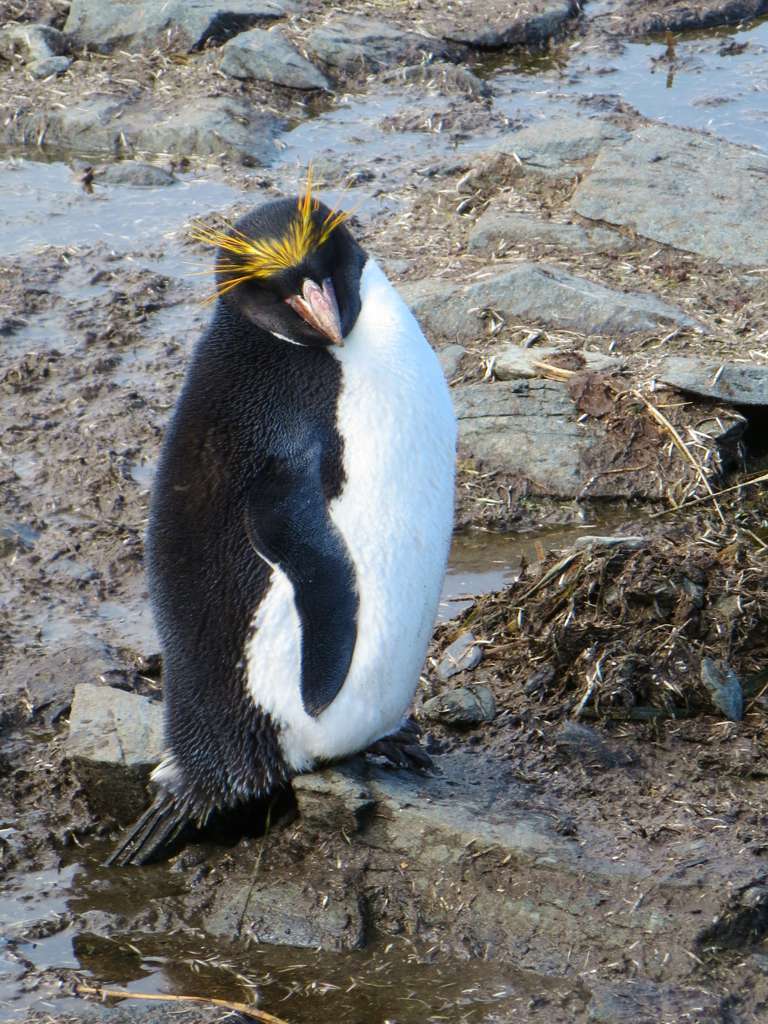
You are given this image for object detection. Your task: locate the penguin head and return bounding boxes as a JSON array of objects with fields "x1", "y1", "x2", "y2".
[{"x1": 192, "y1": 181, "x2": 366, "y2": 349}]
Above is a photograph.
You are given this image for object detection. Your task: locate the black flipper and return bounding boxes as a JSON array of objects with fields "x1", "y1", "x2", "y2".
[
  {"x1": 105, "y1": 794, "x2": 194, "y2": 867},
  {"x1": 246, "y1": 443, "x2": 359, "y2": 717}
]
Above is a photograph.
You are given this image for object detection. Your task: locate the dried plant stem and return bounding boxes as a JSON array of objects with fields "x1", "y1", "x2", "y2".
[
  {"x1": 630, "y1": 389, "x2": 726, "y2": 525},
  {"x1": 75, "y1": 984, "x2": 290, "y2": 1024},
  {"x1": 650, "y1": 470, "x2": 768, "y2": 518}
]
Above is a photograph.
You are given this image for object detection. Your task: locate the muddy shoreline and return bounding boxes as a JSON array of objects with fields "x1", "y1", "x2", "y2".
[{"x1": 2, "y1": 1, "x2": 768, "y2": 1022}]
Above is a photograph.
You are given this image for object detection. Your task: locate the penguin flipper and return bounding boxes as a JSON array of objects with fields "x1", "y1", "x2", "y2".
[
  {"x1": 106, "y1": 794, "x2": 191, "y2": 867},
  {"x1": 246, "y1": 451, "x2": 359, "y2": 718}
]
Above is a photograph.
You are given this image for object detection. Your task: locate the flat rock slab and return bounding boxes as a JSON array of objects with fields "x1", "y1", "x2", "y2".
[
  {"x1": 428, "y1": 0, "x2": 578, "y2": 47},
  {"x1": 64, "y1": 0, "x2": 292, "y2": 54},
  {"x1": 468, "y1": 210, "x2": 626, "y2": 254},
  {"x1": 401, "y1": 264, "x2": 700, "y2": 343},
  {"x1": 5, "y1": 95, "x2": 281, "y2": 165},
  {"x1": 220, "y1": 27, "x2": 329, "y2": 89},
  {"x1": 658, "y1": 355, "x2": 768, "y2": 406},
  {"x1": 572, "y1": 124, "x2": 768, "y2": 267},
  {"x1": 454, "y1": 379, "x2": 594, "y2": 495},
  {"x1": 307, "y1": 16, "x2": 449, "y2": 71},
  {"x1": 499, "y1": 116, "x2": 631, "y2": 171}
]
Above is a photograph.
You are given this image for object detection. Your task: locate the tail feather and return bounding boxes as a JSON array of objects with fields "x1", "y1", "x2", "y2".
[{"x1": 106, "y1": 793, "x2": 195, "y2": 867}]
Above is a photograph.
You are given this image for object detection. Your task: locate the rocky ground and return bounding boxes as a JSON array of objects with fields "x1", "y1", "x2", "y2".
[{"x1": 2, "y1": 0, "x2": 768, "y2": 1022}]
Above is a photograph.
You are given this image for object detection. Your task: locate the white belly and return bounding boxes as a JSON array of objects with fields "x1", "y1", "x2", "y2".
[{"x1": 245, "y1": 260, "x2": 456, "y2": 772}]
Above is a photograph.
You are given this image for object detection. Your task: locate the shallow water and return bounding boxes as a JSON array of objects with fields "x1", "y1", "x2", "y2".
[{"x1": 491, "y1": 15, "x2": 768, "y2": 152}]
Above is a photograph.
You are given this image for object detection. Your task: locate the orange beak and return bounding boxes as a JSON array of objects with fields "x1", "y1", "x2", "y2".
[{"x1": 285, "y1": 278, "x2": 343, "y2": 347}]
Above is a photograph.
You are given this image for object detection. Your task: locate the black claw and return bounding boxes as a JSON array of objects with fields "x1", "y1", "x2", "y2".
[
  {"x1": 366, "y1": 721, "x2": 434, "y2": 773},
  {"x1": 106, "y1": 794, "x2": 193, "y2": 867}
]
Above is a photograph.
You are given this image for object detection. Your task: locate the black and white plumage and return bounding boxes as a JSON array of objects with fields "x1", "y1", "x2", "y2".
[{"x1": 109, "y1": 189, "x2": 456, "y2": 865}]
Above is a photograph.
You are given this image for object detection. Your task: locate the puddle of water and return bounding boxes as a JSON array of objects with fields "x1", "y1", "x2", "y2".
[
  {"x1": 490, "y1": 15, "x2": 768, "y2": 151},
  {"x1": 440, "y1": 522, "x2": 606, "y2": 618},
  {"x1": 0, "y1": 158, "x2": 238, "y2": 258}
]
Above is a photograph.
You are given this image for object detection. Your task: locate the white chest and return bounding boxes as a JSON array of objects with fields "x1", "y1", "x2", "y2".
[{"x1": 245, "y1": 260, "x2": 456, "y2": 770}]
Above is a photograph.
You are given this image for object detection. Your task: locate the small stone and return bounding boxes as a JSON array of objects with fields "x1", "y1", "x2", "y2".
[
  {"x1": 493, "y1": 343, "x2": 622, "y2": 381},
  {"x1": 0, "y1": 23, "x2": 68, "y2": 63},
  {"x1": 422, "y1": 685, "x2": 496, "y2": 726},
  {"x1": 437, "y1": 631, "x2": 483, "y2": 681},
  {"x1": 96, "y1": 161, "x2": 177, "y2": 186},
  {"x1": 221, "y1": 28, "x2": 330, "y2": 90},
  {"x1": 437, "y1": 344, "x2": 466, "y2": 380},
  {"x1": 28, "y1": 55, "x2": 72, "y2": 77},
  {"x1": 700, "y1": 657, "x2": 743, "y2": 722}
]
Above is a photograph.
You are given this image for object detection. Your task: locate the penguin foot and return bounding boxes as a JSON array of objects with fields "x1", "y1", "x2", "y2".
[
  {"x1": 106, "y1": 794, "x2": 193, "y2": 868},
  {"x1": 366, "y1": 719, "x2": 433, "y2": 772}
]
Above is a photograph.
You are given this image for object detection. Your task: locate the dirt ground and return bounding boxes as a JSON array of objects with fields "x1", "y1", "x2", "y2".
[{"x1": 2, "y1": 0, "x2": 768, "y2": 1022}]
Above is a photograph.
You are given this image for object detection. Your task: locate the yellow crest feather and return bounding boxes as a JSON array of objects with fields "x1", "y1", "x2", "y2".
[{"x1": 190, "y1": 167, "x2": 349, "y2": 301}]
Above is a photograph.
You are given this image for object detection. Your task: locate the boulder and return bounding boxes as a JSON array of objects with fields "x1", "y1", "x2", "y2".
[
  {"x1": 401, "y1": 264, "x2": 701, "y2": 344},
  {"x1": 221, "y1": 27, "x2": 329, "y2": 89},
  {"x1": 3, "y1": 95, "x2": 282, "y2": 166},
  {"x1": 308, "y1": 16, "x2": 448, "y2": 72},
  {"x1": 428, "y1": 0, "x2": 578, "y2": 48},
  {"x1": 64, "y1": 0, "x2": 293, "y2": 54},
  {"x1": 454, "y1": 379, "x2": 593, "y2": 495},
  {"x1": 572, "y1": 124, "x2": 768, "y2": 266}
]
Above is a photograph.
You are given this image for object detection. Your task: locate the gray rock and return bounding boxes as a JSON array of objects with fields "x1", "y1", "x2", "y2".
[
  {"x1": 0, "y1": 23, "x2": 68, "y2": 63},
  {"x1": 587, "y1": 980, "x2": 723, "y2": 1024},
  {"x1": 402, "y1": 264, "x2": 701, "y2": 344},
  {"x1": 67, "y1": 683, "x2": 164, "y2": 824},
  {"x1": 437, "y1": 343, "x2": 466, "y2": 379},
  {"x1": 293, "y1": 763, "x2": 376, "y2": 834},
  {"x1": 67, "y1": 683, "x2": 164, "y2": 766},
  {"x1": 64, "y1": 0, "x2": 292, "y2": 54},
  {"x1": 428, "y1": 0, "x2": 578, "y2": 48},
  {"x1": 454, "y1": 379, "x2": 590, "y2": 495},
  {"x1": 700, "y1": 657, "x2": 743, "y2": 721},
  {"x1": 131, "y1": 97, "x2": 281, "y2": 166},
  {"x1": 468, "y1": 210, "x2": 627, "y2": 254},
  {"x1": 4, "y1": 95, "x2": 281, "y2": 165},
  {"x1": 221, "y1": 27, "x2": 329, "y2": 89},
  {"x1": 436, "y1": 630, "x2": 483, "y2": 680},
  {"x1": 493, "y1": 343, "x2": 623, "y2": 381},
  {"x1": 308, "y1": 16, "x2": 448, "y2": 72},
  {"x1": 658, "y1": 355, "x2": 768, "y2": 406},
  {"x1": 96, "y1": 160, "x2": 176, "y2": 186},
  {"x1": 205, "y1": 873, "x2": 365, "y2": 951},
  {"x1": 28, "y1": 55, "x2": 72, "y2": 77},
  {"x1": 499, "y1": 116, "x2": 631, "y2": 171},
  {"x1": 572, "y1": 124, "x2": 768, "y2": 266},
  {"x1": 422, "y1": 685, "x2": 495, "y2": 726}
]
